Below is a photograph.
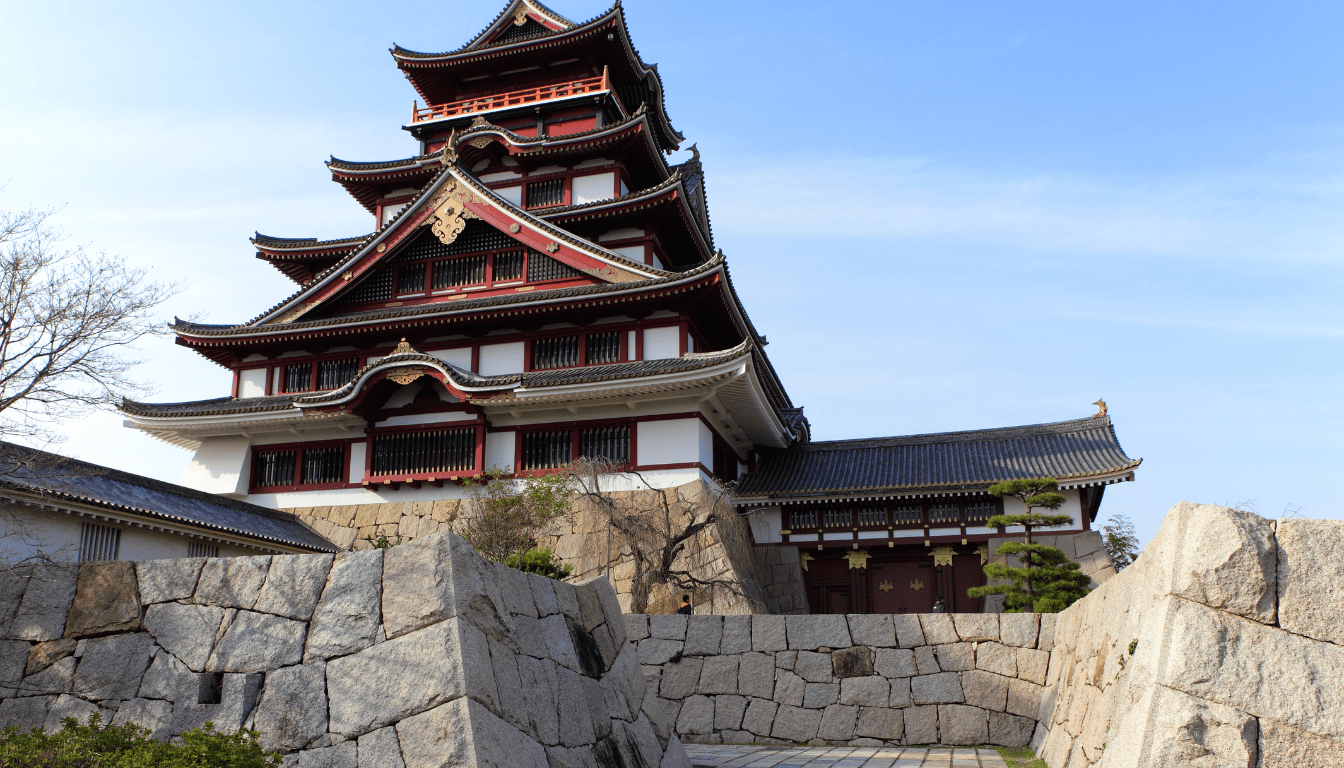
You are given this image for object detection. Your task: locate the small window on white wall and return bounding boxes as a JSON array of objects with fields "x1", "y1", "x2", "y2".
[
  {"x1": 380, "y1": 203, "x2": 408, "y2": 227},
  {"x1": 80, "y1": 523, "x2": 120, "y2": 562},
  {"x1": 188, "y1": 541, "x2": 220, "y2": 559}
]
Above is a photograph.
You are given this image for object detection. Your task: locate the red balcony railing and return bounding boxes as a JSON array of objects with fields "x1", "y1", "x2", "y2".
[{"x1": 412, "y1": 69, "x2": 616, "y2": 124}]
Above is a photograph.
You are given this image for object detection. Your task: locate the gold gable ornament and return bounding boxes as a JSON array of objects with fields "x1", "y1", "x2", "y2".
[
  {"x1": 976, "y1": 544, "x2": 989, "y2": 565},
  {"x1": 440, "y1": 130, "x2": 459, "y2": 165},
  {"x1": 386, "y1": 367, "x2": 425, "y2": 386},
  {"x1": 843, "y1": 549, "x2": 871, "y2": 570},
  {"x1": 931, "y1": 546, "x2": 955, "y2": 567},
  {"x1": 513, "y1": 9, "x2": 528, "y2": 25},
  {"x1": 392, "y1": 338, "x2": 419, "y2": 356},
  {"x1": 1093, "y1": 398, "x2": 1107, "y2": 417},
  {"x1": 798, "y1": 552, "x2": 812, "y2": 571},
  {"x1": 427, "y1": 179, "x2": 481, "y2": 246}
]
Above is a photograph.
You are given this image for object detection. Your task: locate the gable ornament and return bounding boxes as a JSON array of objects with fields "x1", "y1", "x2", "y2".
[
  {"x1": 385, "y1": 367, "x2": 425, "y2": 386},
  {"x1": 427, "y1": 179, "x2": 482, "y2": 246},
  {"x1": 931, "y1": 546, "x2": 955, "y2": 567},
  {"x1": 843, "y1": 549, "x2": 871, "y2": 570}
]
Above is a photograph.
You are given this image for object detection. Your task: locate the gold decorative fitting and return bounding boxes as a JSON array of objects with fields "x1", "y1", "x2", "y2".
[
  {"x1": 440, "y1": 130, "x2": 459, "y2": 165},
  {"x1": 468, "y1": 136, "x2": 493, "y2": 149},
  {"x1": 376, "y1": 243, "x2": 386, "y2": 253},
  {"x1": 509, "y1": 223, "x2": 521, "y2": 233},
  {"x1": 878, "y1": 580, "x2": 894, "y2": 593},
  {"x1": 931, "y1": 546, "x2": 955, "y2": 567},
  {"x1": 1092, "y1": 398, "x2": 1108, "y2": 417},
  {"x1": 976, "y1": 544, "x2": 989, "y2": 565},
  {"x1": 342, "y1": 270, "x2": 353, "y2": 281},
  {"x1": 909, "y1": 579, "x2": 925, "y2": 592},
  {"x1": 386, "y1": 367, "x2": 424, "y2": 386},
  {"x1": 798, "y1": 552, "x2": 812, "y2": 572},
  {"x1": 471, "y1": 116, "x2": 488, "y2": 127},
  {"x1": 545, "y1": 241, "x2": 559, "y2": 253},
  {"x1": 513, "y1": 9, "x2": 528, "y2": 25},
  {"x1": 843, "y1": 549, "x2": 871, "y2": 570},
  {"x1": 393, "y1": 338, "x2": 416, "y2": 355},
  {"x1": 428, "y1": 179, "x2": 482, "y2": 245}
]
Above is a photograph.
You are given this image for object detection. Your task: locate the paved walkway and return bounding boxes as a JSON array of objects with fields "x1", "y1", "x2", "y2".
[{"x1": 684, "y1": 744, "x2": 1011, "y2": 767}]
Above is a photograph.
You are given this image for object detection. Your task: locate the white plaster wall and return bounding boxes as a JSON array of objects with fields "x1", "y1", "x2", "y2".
[
  {"x1": 628, "y1": 330, "x2": 638, "y2": 359},
  {"x1": 374, "y1": 412, "x2": 475, "y2": 428},
  {"x1": 485, "y1": 430, "x2": 516, "y2": 472},
  {"x1": 380, "y1": 204, "x2": 407, "y2": 226},
  {"x1": 697, "y1": 419, "x2": 714, "y2": 471},
  {"x1": 429, "y1": 347, "x2": 473, "y2": 371},
  {"x1": 636, "y1": 419, "x2": 699, "y2": 466},
  {"x1": 496, "y1": 186, "x2": 523, "y2": 206},
  {"x1": 348, "y1": 442, "x2": 366, "y2": 484},
  {"x1": 479, "y1": 170, "x2": 522, "y2": 182},
  {"x1": 180, "y1": 436, "x2": 252, "y2": 496},
  {"x1": 570, "y1": 172, "x2": 615, "y2": 204},
  {"x1": 0, "y1": 505, "x2": 259, "y2": 563},
  {"x1": 746, "y1": 506, "x2": 783, "y2": 544},
  {"x1": 599, "y1": 227, "x2": 644, "y2": 241},
  {"x1": 238, "y1": 368, "x2": 268, "y2": 398},
  {"x1": 479, "y1": 341, "x2": 526, "y2": 375},
  {"x1": 643, "y1": 326, "x2": 680, "y2": 360},
  {"x1": 1000, "y1": 488, "x2": 1084, "y2": 530}
]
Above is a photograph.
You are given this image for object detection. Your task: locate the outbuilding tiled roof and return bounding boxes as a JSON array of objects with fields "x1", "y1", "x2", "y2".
[
  {"x1": 736, "y1": 416, "x2": 1139, "y2": 500},
  {"x1": 0, "y1": 443, "x2": 339, "y2": 552}
]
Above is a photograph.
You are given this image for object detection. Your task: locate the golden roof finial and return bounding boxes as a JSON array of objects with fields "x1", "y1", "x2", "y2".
[
  {"x1": 441, "y1": 130, "x2": 459, "y2": 165},
  {"x1": 394, "y1": 338, "x2": 417, "y2": 355},
  {"x1": 1092, "y1": 398, "x2": 1107, "y2": 418}
]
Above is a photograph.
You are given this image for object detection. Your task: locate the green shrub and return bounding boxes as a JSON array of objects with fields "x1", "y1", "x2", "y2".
[
  {"x1": 0, "y1": 714, "x2": 281, "y2": 767},
  {"x1": 504, "y1": 547, "x2": 573, "y2": 579}
]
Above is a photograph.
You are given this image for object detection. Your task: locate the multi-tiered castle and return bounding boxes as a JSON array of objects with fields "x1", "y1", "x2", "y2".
[{"x1": 122, "y1": 0, "x2": 1140, "y2": 614}]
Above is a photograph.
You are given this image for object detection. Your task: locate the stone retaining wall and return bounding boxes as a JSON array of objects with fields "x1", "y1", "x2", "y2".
[
  {"x1": 627, "y1": 612, "x2": 1056, "y2": 748},
  {"x1": 0, "y1": 532, "x2": 692, "y2": 768},
  {"x1": 1034, "y1": 503, "x2": 1344, "y2": 767}
]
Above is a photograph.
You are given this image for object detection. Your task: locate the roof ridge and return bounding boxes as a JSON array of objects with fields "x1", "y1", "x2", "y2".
[{"x1": 793, "y1": 416, "x2": 1115, "y2": 451}]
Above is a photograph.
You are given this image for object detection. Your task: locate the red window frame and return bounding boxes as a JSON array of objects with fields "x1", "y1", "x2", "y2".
[
  {"x1": 513, "y1": 420, "x2": 635, "y2": 476},
  {"x1": 250, "y1": 441, "x2": 353, "y2": 493},
  {"x1": 273, "y1": 354, "x2": 362, "y2": 395},
  {"x1": 525, "y1": 330, "x2": 629, "y2": 372},
  {"x1": 362, "y1": 419, "x2": 487, "y2": 484}
]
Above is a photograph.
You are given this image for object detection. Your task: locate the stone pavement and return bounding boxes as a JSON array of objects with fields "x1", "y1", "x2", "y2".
[{"x1": 685, "y1": 744, "x2": 1011, "y2": 767}]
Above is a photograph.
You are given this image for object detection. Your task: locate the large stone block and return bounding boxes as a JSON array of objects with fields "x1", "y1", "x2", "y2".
[
  {"x1": 998, "y1": 613, "x2": 1040, "y2": 648},
  {"x1": 933, "y1": 643, "x2": 974, "y2": 672},
  {"x1": 517, "y1": 655, "x2": 561, "y2": 744},
  {"x1": 911, "y1": 673, "x2": 963, "y2": 705},
  {"x1": 855, "y1": 706, "x2": 903, "y2": 741},
  {"x1": 306, "y1": 549, "x2": 382, "y2": 661},
  {"x1": 773, "y1": 670, "x2": 805, "y2": 707},
  {"x1": 206, "y1": 610, "x2": 306, "y2": 673},
  {"x1": 917, "y1": 614, "x2": 958, "y2": 645},
  {"x1": 913, "y1": 646, "x2": 940, "y2": 676},
  {"x1": 602, "y1": 646, "x2": 645, "y2": 722},
  {"x1": 487, "y1": 636, "x2": 529, "y2": 733},
  {"x1": 136, "y1": 650, "x2": 195, "y2": 703},
  {"x1": 0, "y1": 695, "x2": 54, "y2": 731},
  {"x1": 648, "y1": 615, "x2": 687, "y2": 641},
  {"x1": 357, "y1": 727, "x2": 405, "y2": 768},
  {"x1": 195, "y1": 556, "x2": 271, "y2": 609},
  {"x1": 752, "y1": 616, "x2": 787, "y2": 652},
  {"x1": 873, "y1": 648, "x2": 916, "y2": 678},
  {"x1": 903, "y1": 705, "x2": 938, "y2": 745},
  {"x1": 838, "y1": 676, "x2": 888, "y2": 707},
  {"x1": 961, "y1": 670, "x2": 1008, "y2": 712},
  {"x1": 794, "y1": 650, "x2": 832, "y2": 683},
  {"x1": 988, "y1": 712, "x2": 1036, "y2": 748},
  {"x1": 11, "y1": 563, "x2": 78, "y2": 641},
  {"x1": 0, "y1": 639, "x2": 27, "y2": 687},
  {"x1": 1006, "y1": 679, "x2": 1044, "y2": 719},
  {"x1": 1119, "y1": 686, "x2": 1258, "y2": 768},
  {"x1": 395, "y1": 697, "x2": 548, "y2": 768},
  {"x1": 1016, "y1": 647, "x2": 1049, "y2": 686},
  {"x1": 143, "y1": 602, "x2": 227, "y2": 672},
  {"x1": 1260, "y1": 718, "x2": 1344, "y2": 768},
  {"x1": 847, "y1": 615, "x2": 896, "y2": 647},
  {"x1": 381, "y1": 533, "x2": 514, "y2": 646},
  {"x1": 938, "y1": 704, "x2": 987, "y2": 746},
  {"x1": 802, "y1": 682, "x2": 838, "y2": 709},
  {"x1": 612, "y1": 715, "x2": 664, "y2": 768},
  {"x1": 65, "y1": 562, "x2": 140, "y2": 637},
  {"x1": 737, "y1": 653, "x2": 775, "y2": 700},
  {"x1": 697, "y1": 655, "x2": 738, "y2": 695},
  {"x1": 71, "y1": 632, "x2": 156, "y2": 700},
  {"x1": 892, "y1": 615, "x2": 925, "y2": 648},
  {"x1": 831, "y1": 646, "x2": 873, "y2": 678},
  {"x1": 720, "y1": 616, "x2": 751, "y2": 654},
  {"x1": 674, "y1": 694, "x2": 713, "y2": 734},
  {"x1": 888, "y1": 678, "x2": 911, "y2": 708},
  {"x1": 136, "y1": 559, "x2": 204, "y2": 605},
  {"x1": 658, "y1": 657, "x2": 702, "y2": 700},
  {"x1": 557, "y1": 666, "x2": 597, "y2": 746},
  {"x1": 1159, "y1": 502, "x2": 1278, "y2": 624},
  {"x1": 171, "y1": 671, "x2": 263, "y2": 735},
  {"x1": 254, "y1": 662, "x2": 328, "y2": 752},
  {"x1": 493, "y1": 564, "x2": 538, "y2": 618},
  {"x1": 786, "y1": 615, "x2": 850, "y2": 650},
  {"x1": 683, "y1": 616, "x2": 722, "y2": 656},
  {"x1": 528, "y1": 573, "x2": 560, "y2": 617},
  {"x1": 327, "y1": 617, "x2": 497, "y2": 737},
  {"x1": 23, "y1": 639, "x2": 73, "y2": 678},
  {"x1": 817, "y1": 704, "x2": 857, "y2": 741},
  {"x1": 111, "y1": 697, "x2": 174, "y2": 740},
  {"x1": 952, "y1": 614, "x2": 998, "y2": 642},
  {"x1": 255, "y1": 554, "x2": 333, "y2": 621},
  {"x1": 625, "y1": 615, "x2": 649, "y2": 643},
  {"x1": 20, "y1": 654, "x2": 74, "y2": 696},
  {"x1": 741, "y1": 698, "x2": 777, "y2": 737},
  {"x1": 975, "y1": 642, "x2": 1017, "y2": 678},
  {"x1": 1276, "y1": 518, "x2": 1344, "y2": 645},
  {"x1": 44, "y1": 694, "x2": 111, "y2": 732},
  {"x1": 770, "y1": 704, "x2": 821, "y2": 742},
  {"x1": 297, "y1": 742, "x2": 357, "y2": 768},
  {"x1": 713, "y1": 695, "x2": 747, "y2": 731}
]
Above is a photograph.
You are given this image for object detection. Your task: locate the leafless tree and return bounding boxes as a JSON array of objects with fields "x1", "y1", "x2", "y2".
[
  {"x1": 0, "y1": 205, "x2": 176, "y2": 445},
  {"x1": 566, "y1": 458, "x2": 763, "y2": 614}
]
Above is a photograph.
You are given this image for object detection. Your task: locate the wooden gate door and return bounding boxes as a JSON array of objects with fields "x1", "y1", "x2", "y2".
[{"x1": 868, "y1": 560, "x2": 937, "y2": 614}]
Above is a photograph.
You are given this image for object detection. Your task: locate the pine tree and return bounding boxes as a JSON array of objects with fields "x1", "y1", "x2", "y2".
[
  {"x1": 967, "y1": 478, "x2": 1091, "y2": 612},
  {"x1": 1101, "y1": 514, "x2": 1140, "y2": 571}
]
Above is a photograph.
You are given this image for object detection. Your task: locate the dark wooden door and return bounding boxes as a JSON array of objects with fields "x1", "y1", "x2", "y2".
[
  {"x1": 804, "y1": 558, "x2": 852, "y2": 614},
  {"x1": 951, "y1": 554, "x2": 986, "y2": 613},
  {"x1": 868, "y1": 560, "x2": 936, "y2": 613}
]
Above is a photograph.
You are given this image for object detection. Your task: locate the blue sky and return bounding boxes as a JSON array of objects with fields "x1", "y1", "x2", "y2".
[{"x1": 2, "y1": 0, "x2": 1341, "y2": 545}]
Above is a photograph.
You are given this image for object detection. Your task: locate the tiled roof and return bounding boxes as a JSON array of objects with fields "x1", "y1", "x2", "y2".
[
  {"x1": 736, "y1": 417, "x2": 1139, "y2": 499},
  {"x1": 0, "y1": 442, "x2": 338, "y2": 552},
  {"x1": 122, "y1": 345, "x2": 753, "y2": 417}
]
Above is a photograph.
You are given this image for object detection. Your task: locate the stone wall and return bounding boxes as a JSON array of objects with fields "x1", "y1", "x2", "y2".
[
  {"x1": 0, "y1": 532, "x2": 692, "y2": 768},
  {"x1": 627, "y1": 612, "x2": 1055, "y2": 747},
  {"x1": 1033, "y1": 503, "x2": 1344, "y2": 767},
  {"x1": 285, "y1": 481, "x2": 810, "y2": 617}
]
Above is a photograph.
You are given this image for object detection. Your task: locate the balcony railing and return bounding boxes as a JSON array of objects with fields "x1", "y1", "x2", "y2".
[{"x1": 412, "y1": 70, "x2": 617, "y2": 124}]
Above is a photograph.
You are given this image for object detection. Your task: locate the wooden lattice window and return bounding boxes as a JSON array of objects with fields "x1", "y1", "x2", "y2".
[
  {"x1": 521, "y1": 429, "x2": 572, "y2": 471},
  {"x1": 526, "y1": 178, "x2": 564, "y2": 208},
  {"x1": 586, "y1": 331, "x2": 621, "y2": 365},
  {"x1": 532, "y1": 335, "x2": 580, "y2": 369},
  {"x1": 254, "y1": 445, "x2": 349, "y2": 490},
  {"x1": 187, "y1": 542, "x2": 220, "y2": 559},
  {"x1": 526, "y1": 252, "x2": 582, "y2": 282},
  {"x1": 80, "y1": 523, "x2": 120, "y2": 562},
  {"x1": 578, "y1": 426, "x2": 630, "y2": 464},
  {"x1": 823, "y1": 508, "x2": 851, "y2": 528},
  {"x1": 282, "y1": 363, "x2": 312, "y2": 394},
  {"x1": 964, "y1": 500, "x2": 996, "y2": 525},
  {"x1": 317, "y1": 358, "x2": 358, "y2": 390},
  {"x1": 857, "y1": 506, "x2": 887, "y2": 527},
  {"x1": 892, "y1": 504, "x2": 923, "y2": 526},
  {"x1": 493, "y1": 250, "x2": 525, "y2": 281},
  {"x1": 929, "y1": 502, "x2": 960, "y2": 525},
  {"x1": 370, "y1": 429, "x2": 475, "y2": 477},
  {"x1": 789, "y1": 508, "x2": 818, "y2": 529},
  {"x1": 254, "y1": 449, "x2": 297, "y2": 487},
  {"x1": 432, "y1": 254, "x2": 488, "y2": 289}
]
